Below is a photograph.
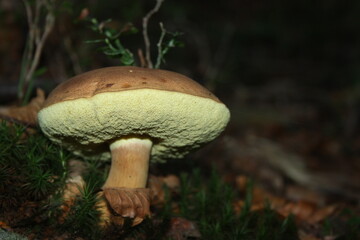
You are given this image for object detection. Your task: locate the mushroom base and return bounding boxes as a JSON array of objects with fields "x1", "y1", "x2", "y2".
[
  {"x1": 103, "y1": 187, "x2": 151, "y2": 221},
  {"x1": 102, "y1": 138, "x2": 152, "y2": 224}
]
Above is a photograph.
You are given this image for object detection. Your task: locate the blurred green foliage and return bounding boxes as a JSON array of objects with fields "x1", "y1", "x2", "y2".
[
  {"x1": 86, "y1": 18, "x2": 137, "y2": 66},
  {"x1": 1, "y1": 0, "x2": 359, "y2": 93}
]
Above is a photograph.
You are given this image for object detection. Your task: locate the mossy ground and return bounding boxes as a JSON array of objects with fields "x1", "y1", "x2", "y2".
[{"x1": 0, "y1": 121, "x2": 358, "y2": 240}]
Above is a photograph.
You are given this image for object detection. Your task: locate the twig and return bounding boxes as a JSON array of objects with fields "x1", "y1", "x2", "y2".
[
  {"x1": 137, "y1": 48, "x2": 147, "y2": 68},
  {"x1": 19, "y1": 0, "x2": 56, "y2": 104},
  {"x1": 24, "y1": 2, "x2": 55, "y2": 86},
  {"x1": 20, "y1": 0, "x2": 35, "y2": 99},
  {"x1": 155, "y1": 22, "x2": 166, "y2": 69},
  {"x1": 142, "y1": 0, "x2": 165, "y2": 68}
]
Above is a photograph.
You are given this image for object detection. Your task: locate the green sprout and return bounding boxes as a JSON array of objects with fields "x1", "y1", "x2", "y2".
[
  {"x1": 85, "y1": 16, "x2": 183, "y2": 69},
  {"x1": 155, "y1": 22, "x2": 183, "y2": 69},
  {"x1": 85, "y1": 18, "x2": 137, "y2": 66}
]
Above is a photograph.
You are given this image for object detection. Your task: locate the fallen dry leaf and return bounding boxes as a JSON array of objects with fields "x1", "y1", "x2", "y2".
[
  {"x1": 285, "y1": 185, "x2": 326, "y2": 205},
  {"x1": 148, "y1": 174, "x2": 180, "y2": 206},
  {"x1": 308, "y1": 204, "x2": 338, "y2": 224},
  {"x1": 298, "y1": 230, "x2": 322, "y2": 240},
  {"x1": 234, "y1": 175, "x2": 338, "y2": 224},
  {"x1": 165, "y1": 217, "x2": 201, "y2": 240},
  {"x1": 59, "y1": 160, "x2": 87, "y2": 219},
  {"x1": 276, "y1": 201, "x2": 338, "y2": 224},
  {"x1": 278, "y1": 201, "x2": 317, "y2": 221},
  {"x1": 58, "y1": 175, "x2": 86, "y2": 224},
  {"x1": 0, "y1": 221, "x2": 12, "y2": 231},
  {"x1": 0, "y1": 88, "x2": 45, "y2": 126}
]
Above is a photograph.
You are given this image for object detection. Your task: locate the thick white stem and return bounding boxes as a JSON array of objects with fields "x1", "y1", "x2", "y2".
[
  {"x1": 102, "y1": 138, "x2": 152, "y2": 222},
  {"x1": 103, "y1": 138, "x2": 152, "y2": 189}
]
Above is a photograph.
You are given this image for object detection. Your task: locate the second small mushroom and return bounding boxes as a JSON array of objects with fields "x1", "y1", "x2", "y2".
[{"x1": 38, "y1": 66, "x2": 230, "y2": 224}]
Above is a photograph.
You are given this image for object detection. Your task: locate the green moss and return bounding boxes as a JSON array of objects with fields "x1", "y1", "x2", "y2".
[
  {"x1": 0, "y1": 121, "x2": 68, "y2": 210},
  {"x1": 5, "y1": 121, "x2": 360, "y2": 240},
  {"x1": 0, "y1": 121, "x2": 106, "y2": 238},
  {"x1": 323, "y1": 208, "x2": 360, "y2": 240},
  {"x1": 59, "y1": 181, "x2": 103, "y2": 239},
  {"x1": 175, "y1": 169, "x2": 298, "y2": 240},
  {"x1": 0, "y1": 121, "x2": 298, "y2": 239}
]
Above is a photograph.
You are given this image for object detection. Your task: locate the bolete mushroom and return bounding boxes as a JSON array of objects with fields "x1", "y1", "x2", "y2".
[{"x1": 38, "y1": 66, "x2": 230, "y2": 224}]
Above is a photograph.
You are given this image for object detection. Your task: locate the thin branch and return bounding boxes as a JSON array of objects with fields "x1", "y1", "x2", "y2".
[
  {"x1": 22, "y1": 0, "x2": 33, "y2": 28},
  {"x1": 19, "y1": 0, "x2": 56, "y2": 104},
  {"x1": 142, "y1": 0, "x2": 165, "y2": 68},
  {"x1": 24, "y1": 1, "x2": 55, "y2": 87},
  {"x1": 155, "y1": 22, "x2": 166, "y2": 69},
  {"x1": 137, "y1": 48, "x2": 146, "y2": 68},
  {"x1": 34, "y1": 0, "x2": 42, "y2": 44},
  {"x1": 22, "y1": 0, "x2": 35, "y2": 69},
  {"x1": 20, "y1": 0, "x2": 36, "y2": 101}
]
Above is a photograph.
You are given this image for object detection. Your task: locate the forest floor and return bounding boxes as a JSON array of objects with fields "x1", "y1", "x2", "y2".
[{"x1": 0, "y1": 85, "x2": 359, "y2": 240}]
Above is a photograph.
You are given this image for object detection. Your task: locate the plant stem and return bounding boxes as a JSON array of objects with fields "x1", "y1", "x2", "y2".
[
  {"x1": 142, "y1": 0, "x2": 165, "y2": 68},
  {"x1": 19, "y1": 0, "x2": 56, "y2": 104},
  {"x1": 155, "y1": 22, "x2": 166, "y2": 69}
]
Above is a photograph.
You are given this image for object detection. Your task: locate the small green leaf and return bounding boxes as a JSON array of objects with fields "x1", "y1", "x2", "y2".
[
  {"x1": 114, "y1": 39, "x2": 125, "y2": 51},
  {"x1": 90, "y1": 18, "x2": 98, "y2": 25},
  {"x1": 104, "y1": 29, "x2": 114, "y2": 38},
  {"x1": 103, "y1": 49, "x2": 123, "y2": 56},
  {"x1": 120, "y1": 50, "x2": 134, "y2": 65}
]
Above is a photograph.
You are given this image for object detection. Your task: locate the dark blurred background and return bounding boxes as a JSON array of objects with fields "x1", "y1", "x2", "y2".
[{"x1": 0, "y1": 0, "x2": 359, "y2": 200}]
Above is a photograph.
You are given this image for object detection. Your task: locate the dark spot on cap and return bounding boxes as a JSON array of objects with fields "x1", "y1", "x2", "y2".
[
  {"x1": 142, "y1": 81, "x2": 147, "y2": 84},
  {"x1": 65, "y1": 90, "x2": 69, "y2": 93},
  {"x1": 141, "y1": 77, "x2": 147, "y2": 80},
  {"x1": 121, "y1": 83, "x2": 132, "y2": 88},
  {"x1": 159, "y1": 78, "x2": 167, "y2": 83},
  {"x1": 106, "y1": 83, "x2": 114, "y2": 88}
]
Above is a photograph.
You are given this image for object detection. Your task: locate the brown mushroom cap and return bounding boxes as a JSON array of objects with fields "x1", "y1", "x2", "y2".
[
  {"x1": 43, "y1": 66, "x2": 221, "y2": 108},
  {"x1": 38, "y1": 66, "x2": 230, "y2": 162}
]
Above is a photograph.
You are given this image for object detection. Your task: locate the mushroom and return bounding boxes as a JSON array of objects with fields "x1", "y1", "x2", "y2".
[{"x1": 38, "y1": 66, "x2": 230, "y2": 224}]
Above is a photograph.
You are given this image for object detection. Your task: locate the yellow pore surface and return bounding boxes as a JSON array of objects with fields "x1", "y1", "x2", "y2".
[{"x1": 38, "y1": 89, "x2": 230, "y2": 162}]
